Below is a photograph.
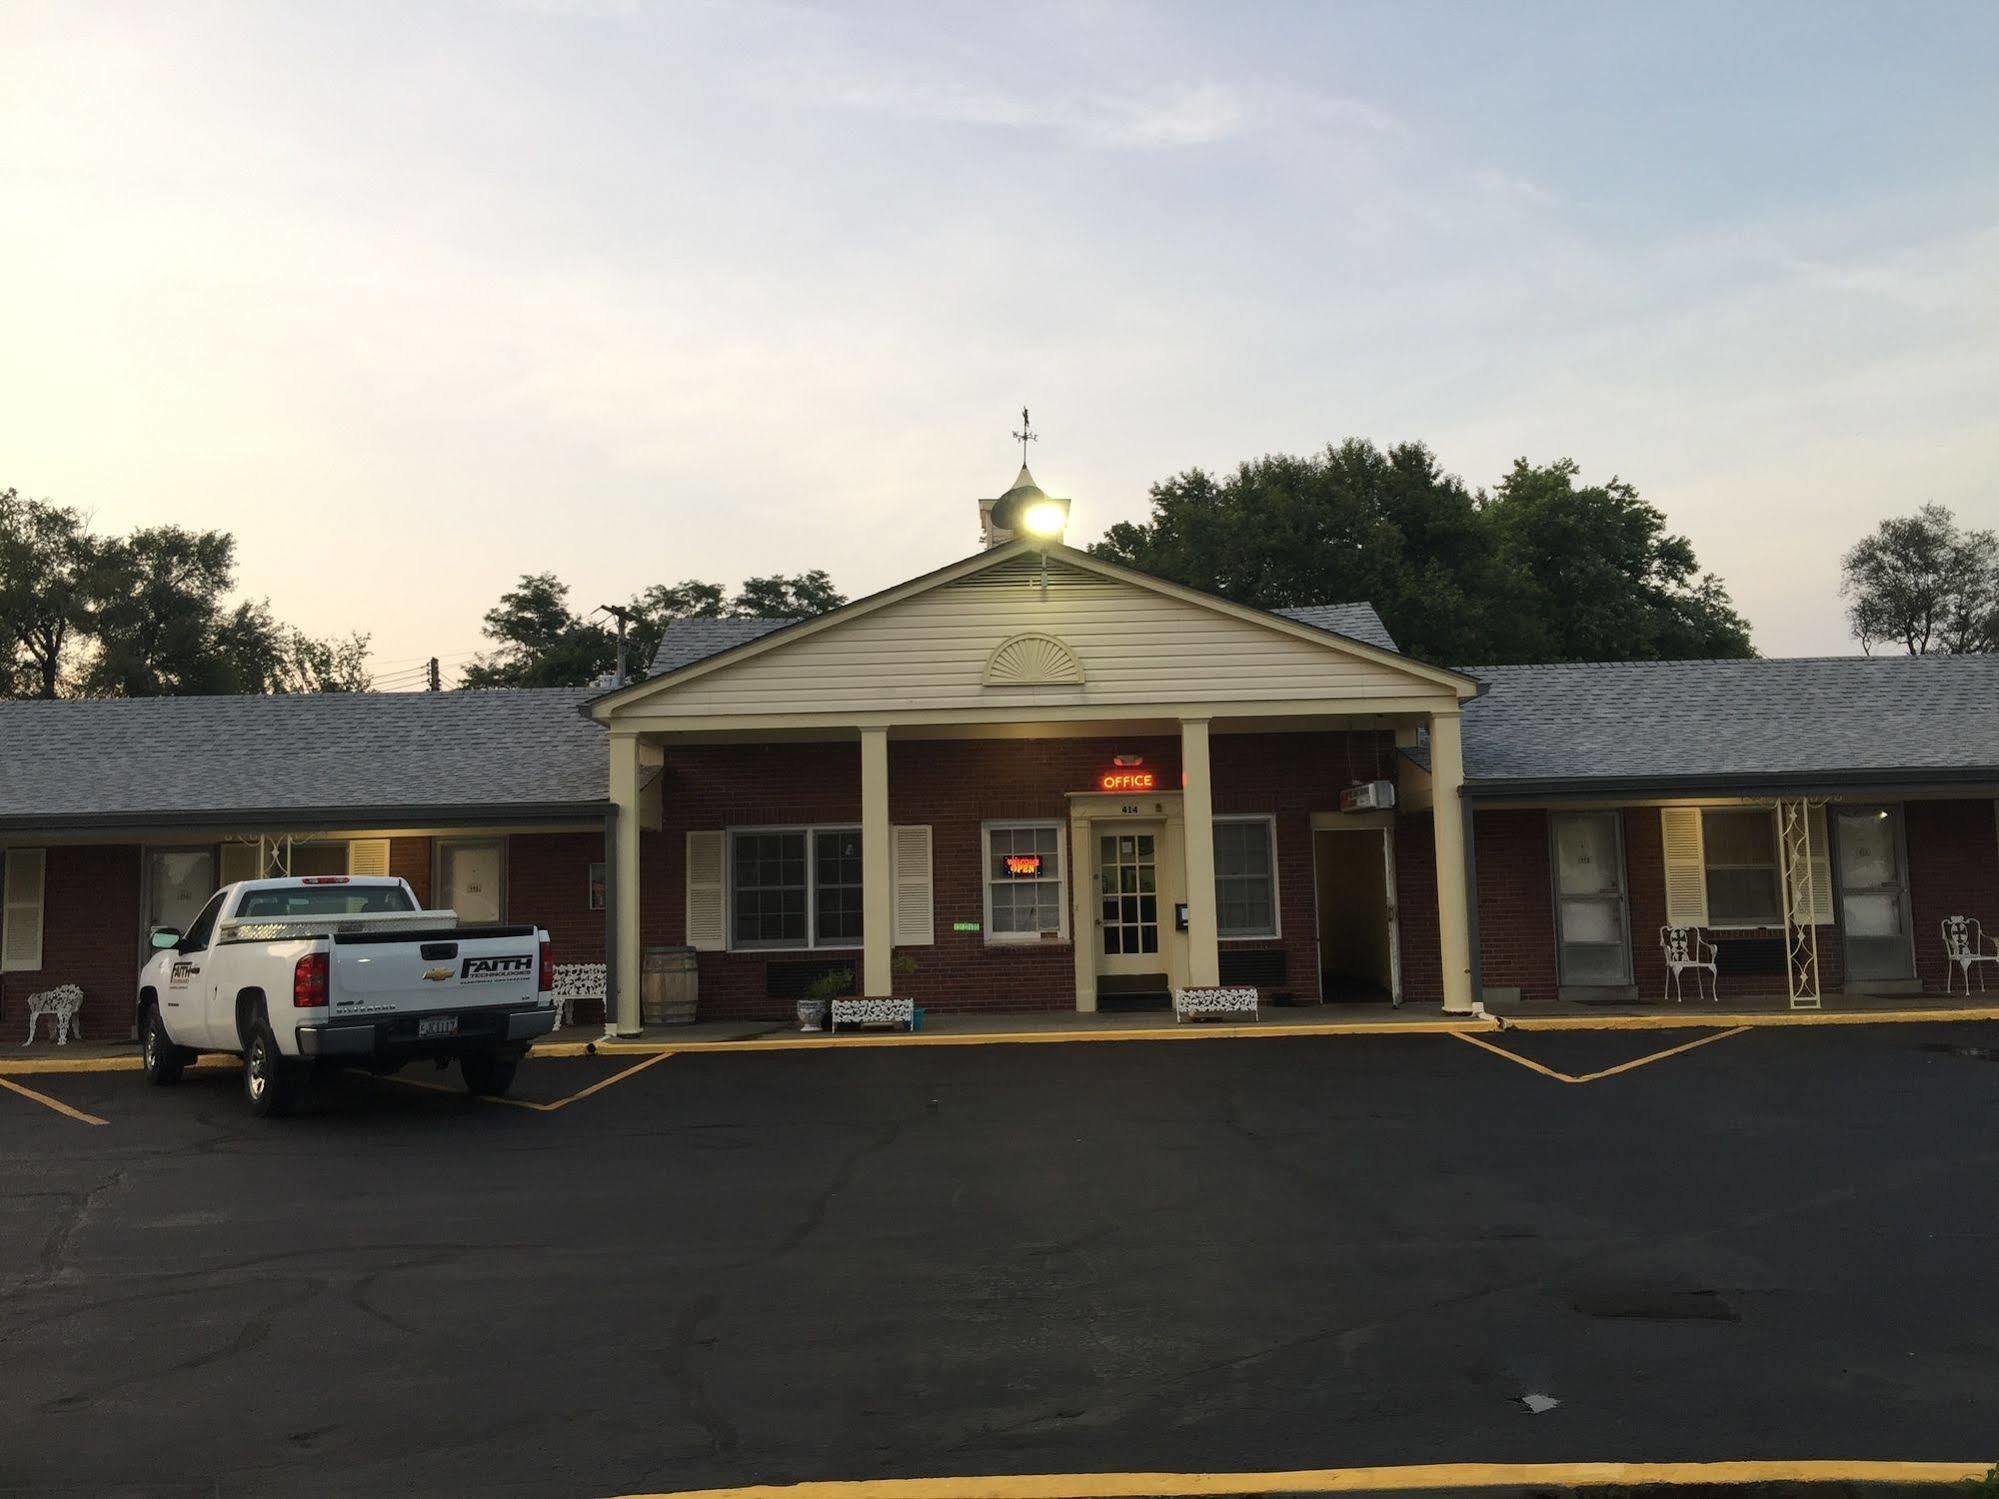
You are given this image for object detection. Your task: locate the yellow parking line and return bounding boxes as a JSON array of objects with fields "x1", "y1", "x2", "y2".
[
  {"x1": 0, "y1": 1073, "x2": 108, "y2": 1126},
  {"x1": 1450, "y1": 1025, "x2": 1750, "y2": 1085},
  {"x1": 1567, "y1": 1025, "x2": 1751, "y2": 1082},
  {"x1": 1448, "y1": 1029, "x2": 1574, "y2": 1083},
  {"x1": 613, "y1": 1457, "x2": 1994, "y2": 1498},
  {"x1": 378, "y1": 1049, "x2": 674, "y2": 1113}
]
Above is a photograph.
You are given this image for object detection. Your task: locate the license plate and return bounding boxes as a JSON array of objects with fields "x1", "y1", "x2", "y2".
[{"x1": 418, "y1": 1015, "x2": 458, "y2": 1039}]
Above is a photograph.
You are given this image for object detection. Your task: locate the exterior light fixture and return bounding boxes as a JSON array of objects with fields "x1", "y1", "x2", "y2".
[{"x1": 1020, "y1": 500, "x2": 1067, "y2": 539}]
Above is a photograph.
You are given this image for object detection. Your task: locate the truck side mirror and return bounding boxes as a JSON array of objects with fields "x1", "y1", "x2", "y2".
[{"x1": 149, "y1": 927, "x2": 182, "y2": 950}]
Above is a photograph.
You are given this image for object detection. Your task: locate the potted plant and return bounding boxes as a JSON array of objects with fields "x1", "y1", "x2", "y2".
[{"x1": 797, "y1": 967, "x2": 852, "y2": 1033}]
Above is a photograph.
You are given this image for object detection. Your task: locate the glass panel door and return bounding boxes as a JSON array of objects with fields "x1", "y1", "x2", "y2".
[
  {"x1": 1836, "y1": 807, "x2": 1914, "y2": 983},
  {"x1": 1552, "y1": 812, "x2": 1631, "y2": 985},
  {"x1": 1096, "y1": 830, "x2": 1160, "y2": 960}
]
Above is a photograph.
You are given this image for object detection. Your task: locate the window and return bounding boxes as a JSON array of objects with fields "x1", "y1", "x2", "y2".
[
  {"x1": 1214, "y1": 816, "x2": 1278, "y2": 938},
  {"x1": 179, "y1": 891, "x2": 227, "y2": 952},
  {"x1": 983, "y1": 822, "x2": 1066, "y2": 941},
  {"x1": 1702, "y1": 809, "x2": 1781, "y2": 926},
  {"x1": 729, "y1": 827, "x2": 862, "y2": 950},
  {"x1": 813, "y1": 829, "x2": 863, "y2": 946},
  {"x1": 234, "y1": 886, "x2": 416, "y2": 918},
  {"x1": 588, "y1": 862, "x2": 607, "y2": 911}
]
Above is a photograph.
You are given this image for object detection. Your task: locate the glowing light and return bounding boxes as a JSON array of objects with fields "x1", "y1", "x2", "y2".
[
  {"x1": 1099, "y1": 770, "x2": 1157, "y2": 792},
  {"x1": 1003, "y1": 854, "x2": 1044, "y2": 877},
  {"x1": 1020, "y1": 500, "x2": 1067, "y2": 538}
]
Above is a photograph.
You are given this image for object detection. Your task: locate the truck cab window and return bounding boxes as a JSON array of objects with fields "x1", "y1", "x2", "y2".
[{"x1": 180, "y1": 892, "x2": 227, "y2": 952}]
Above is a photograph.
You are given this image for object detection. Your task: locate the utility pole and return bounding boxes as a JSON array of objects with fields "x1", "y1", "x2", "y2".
[
  {"x1": 599, "y1": 605, "x2": 635, "y2": 687},
  {"x1": 426, "y1": 657, "x2": 441, "y2": 692}
]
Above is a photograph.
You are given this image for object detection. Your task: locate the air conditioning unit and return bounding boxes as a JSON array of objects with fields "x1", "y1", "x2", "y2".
[{"x1": 1338, "y1": 779, "x2": 1396, "y2": 813}]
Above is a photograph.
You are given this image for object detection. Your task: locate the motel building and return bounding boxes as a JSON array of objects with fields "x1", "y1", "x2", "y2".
[{"x1": 4, "y1": 462, "x2": 1999, "y2": 1042}]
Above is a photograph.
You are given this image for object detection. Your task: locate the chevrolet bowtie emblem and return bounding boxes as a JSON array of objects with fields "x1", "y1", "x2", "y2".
[{"x1": 422, "y1": 967, "x2": 452, "y2": 982}]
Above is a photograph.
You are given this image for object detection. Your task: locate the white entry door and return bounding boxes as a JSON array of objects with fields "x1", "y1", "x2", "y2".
[{"x1": 436, "y1": 839, "x2": 505, "y2": 923}]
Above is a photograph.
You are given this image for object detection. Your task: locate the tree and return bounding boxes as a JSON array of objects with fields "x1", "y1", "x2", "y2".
[
  {"x1": 730, "y1": 570, "x2": 846, "y2": 619},
  {"x1": 81, "y1": 526, "x2": 242, "y2": 696},
  {"x1": 212, "y1": 599, "x2": 372, "y2": 692},
  {"x1": 460, "y1": 573, "x2": 617, "y2": 689},
  {"x1": 1481, "y1": 458, "x2": 1754, "y2": 662},
  {"x1": 1093, "y1": 440, "x2": 1754, "y2": 664},
  {"x1": 0, "y1": 489, "x2": 98, "y2": 697},
  {"x1": 1840, "y1": 504, "x2": 1999, "y2": 655}
]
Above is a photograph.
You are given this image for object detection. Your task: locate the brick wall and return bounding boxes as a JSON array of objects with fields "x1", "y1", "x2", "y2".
[
  {"x1": 507, "y1": 830, "x2": 610, "y2": 1023},
  {"x1": 1906, "y1": 798, "x2": 1999, "y2": 993},
  {"x1": 390, "y1": 837, "x2": 432, "y2": 906},
  {"x1": 646, "y1": 731, "x2": 1394, "y2": 1023},
  {"x1": 2, "y1": 844, "x2": 143, "y2": 1040},
  {"x1": 1473, "y1": 809, "x2": 1558, "y2": 1002}
]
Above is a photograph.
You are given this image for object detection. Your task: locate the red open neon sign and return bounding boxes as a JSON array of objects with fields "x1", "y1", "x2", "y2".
[
  {"x1": 1098, "y1": 770, "x2": 1157, "y2": 793},
  {"x1": 1003, "y1": 854, "x2": 1044, "y2": 877}
]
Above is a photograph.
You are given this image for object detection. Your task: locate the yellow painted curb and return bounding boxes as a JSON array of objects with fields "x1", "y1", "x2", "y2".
[
  {"x1": 5, "y1": 1003, "x2": 1993, "y2": 1075},
  {"x1": 1506, "y1": 1005, "x2": 1999, "y2": 1032},
  {"x1": 612, "y1": 1457, "x2": 1994, "y2": 1499}
]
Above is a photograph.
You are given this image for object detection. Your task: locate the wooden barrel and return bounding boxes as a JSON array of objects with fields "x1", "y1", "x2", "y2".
[{"x1": 641, "y1": 946, "x2": 699, "y2": 1026}]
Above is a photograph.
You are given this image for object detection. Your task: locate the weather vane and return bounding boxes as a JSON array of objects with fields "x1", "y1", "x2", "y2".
[{"x1": 1011, "y1": 406, "x2": 1037, "y2": 465}]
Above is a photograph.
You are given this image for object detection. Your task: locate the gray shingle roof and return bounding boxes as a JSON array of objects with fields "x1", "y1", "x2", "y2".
[
  {"x1": 648, "y1": 617, "x2": 796, "y2": 676},
  {"x1": 1454, "y1": 655, "x2": 1999, "y2": 793},
  {"x1": 1274, "y1": 604, "x2": 1399, "y2": 653},
  {"x1": 0, "y1": 688, "x2": 607, "y2": 830}
]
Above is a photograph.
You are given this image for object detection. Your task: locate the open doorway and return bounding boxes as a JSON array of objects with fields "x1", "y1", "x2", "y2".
[{"x1": 1313, "y1": 826, "x2": 1399, "y2": 1003}]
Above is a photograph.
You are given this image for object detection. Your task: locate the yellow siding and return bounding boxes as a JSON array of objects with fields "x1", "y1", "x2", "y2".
[{"x1": 648, "y1": 557, "x2": 1436, "y2": 716}]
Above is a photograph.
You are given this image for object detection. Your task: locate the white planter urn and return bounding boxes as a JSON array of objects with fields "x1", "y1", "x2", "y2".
[{"x1": 797, "y1": 998, "x2": 829, "y2": 1033}]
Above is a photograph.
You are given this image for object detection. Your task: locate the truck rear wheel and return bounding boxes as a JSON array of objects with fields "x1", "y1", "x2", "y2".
[
  {"x1": 244, "y1": 1023, "x2": 301, "y2": 1117},
  {"x1": 140, "y1": 1005, "x2": 190, "y2": 1087},
  {"x1": 461, "y1": 1050, "x2": 518, "y2": 1097}
]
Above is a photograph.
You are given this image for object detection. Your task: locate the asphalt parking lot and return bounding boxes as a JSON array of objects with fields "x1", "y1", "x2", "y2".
[{"x1": 3, "y1": 1021, "x2": 1998, "y2": 1498}]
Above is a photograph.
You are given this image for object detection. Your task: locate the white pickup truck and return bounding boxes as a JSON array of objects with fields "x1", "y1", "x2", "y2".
[{"x1": 135, "y1": 875, "x2": 558, "y2": 1116}]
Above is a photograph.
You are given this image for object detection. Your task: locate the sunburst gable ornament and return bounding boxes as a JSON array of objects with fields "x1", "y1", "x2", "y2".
[{"x1": 982, "y1": 632, "x2": 1084, "y2": 686}]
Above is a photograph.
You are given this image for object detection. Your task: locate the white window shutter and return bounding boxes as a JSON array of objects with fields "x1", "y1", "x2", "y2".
[
  {"x1": 685, "y1": 831, "x2": 726, "y2": 951},
  {"x1": 1804, "y1": 804, "x2": 1834, "y2": 926},
  {"x1": 892, "y1": 825, "x2": 934, "y2": 946},
  {"x1": 1660, "y1": 810, "x2": 1708, "y2": 928},
  {"x1": 2, "y1": 849, "x2": 47, "y2": 972},
  {"x1": 347, "y1": 839, "x2": 391, "y2": 877}
]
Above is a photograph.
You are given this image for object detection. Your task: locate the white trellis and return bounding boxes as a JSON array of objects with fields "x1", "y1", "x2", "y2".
[{"x1": 1777, "y1": 799, "x2": 1822, "y2": 1010}]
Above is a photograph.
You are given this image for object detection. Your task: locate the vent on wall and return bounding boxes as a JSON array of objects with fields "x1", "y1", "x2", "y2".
[{"x1": 982, "y1": 632, "x2": 1084, "y2": 687}]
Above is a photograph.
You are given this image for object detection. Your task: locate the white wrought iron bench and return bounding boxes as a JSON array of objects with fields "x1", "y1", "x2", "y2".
[
  {"x1": 1659, "y1": 926, "x2": 1719, "y2": 1003},
  {"x1": 550, "y1": 963, "x2": 607, "y2": 1027},
  {"x1": 830, "y1": 997, "x2": 916, "y2": 1032},
  {"x1": 1172, "y1": 986, "x2": 1259, "y2": 1023},
  {"x1": 1942, "y1": 916, "x2": 1999, "y2": 994}
]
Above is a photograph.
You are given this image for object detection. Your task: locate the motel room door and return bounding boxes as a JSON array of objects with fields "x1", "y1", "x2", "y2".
[{"x1": 1834, "y1": 806, "x2": 1916, "y2": 986}]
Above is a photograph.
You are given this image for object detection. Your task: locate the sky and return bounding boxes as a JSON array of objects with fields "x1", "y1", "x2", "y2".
[{"x1": 3, "y1": 0, "x2": 1995, "y2": 684}]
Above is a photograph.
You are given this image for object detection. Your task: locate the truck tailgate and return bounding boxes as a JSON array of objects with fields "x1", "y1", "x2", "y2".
[{"x1": 327, "y1": 925, "x2": 542, "y2": 1020}]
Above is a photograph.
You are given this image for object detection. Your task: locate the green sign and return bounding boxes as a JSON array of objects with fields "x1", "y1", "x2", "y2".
[{"x1": 951, "y1": 921, "x2": 982, "y2": 933}]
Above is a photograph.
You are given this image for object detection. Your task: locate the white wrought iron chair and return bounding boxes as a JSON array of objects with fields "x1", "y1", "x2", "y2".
[
  {"x1": 1941, "y1": 917, "x2": 1999, "y2": 994},
  {"x1": 1659, "y1": 926, "x2": 1718, "y2": 1003}
]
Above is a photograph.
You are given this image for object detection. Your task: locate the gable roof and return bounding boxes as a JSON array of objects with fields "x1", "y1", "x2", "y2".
[
  {"x1": 1452, "y1": 655, "x2": 1999, "y2": 796},
  {"x1": 643, "y1": 602, "x2": 1399, "y2": 680},
  {"x1": 1274, "y1": 604, "x2": 1399, "y2": 654},
  {"x1": 649, "y1": 618, "x2": 795, "y2": 676},
  {"x1": 591, "y1": 540, "x2": 1473, "y2": 717},
  {"x1": 0, "y1": 688, "x2": 608, "y2": 832}
]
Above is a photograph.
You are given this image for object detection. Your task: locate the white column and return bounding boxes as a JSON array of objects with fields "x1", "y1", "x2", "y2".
[
  {"x1": 860, "y1": 727, "x2": 893, "y2": 997},
  {"x1": 1180, "y1": 717, "x2": 1220, "y2": 988},
  {"x1": 609, "y1": 731, "x2": 645, "y2": 1036},
  {"x1": 1429, "y1": 710, "x2": 1475, "y2": 1015}
]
